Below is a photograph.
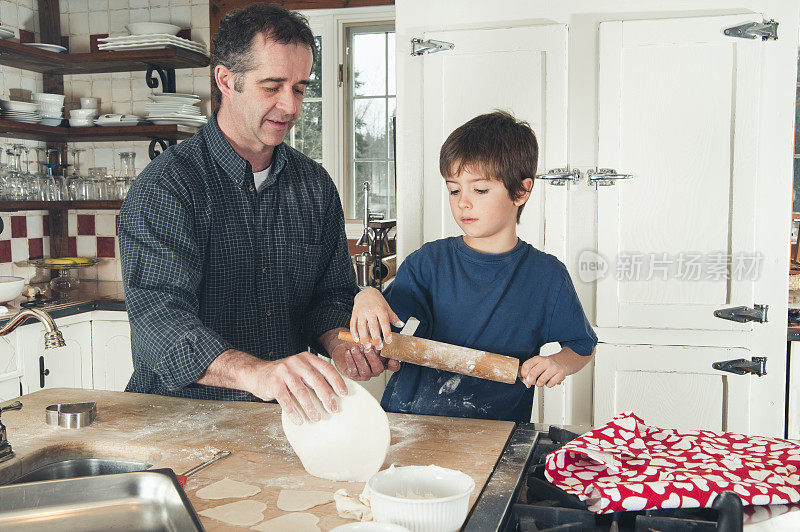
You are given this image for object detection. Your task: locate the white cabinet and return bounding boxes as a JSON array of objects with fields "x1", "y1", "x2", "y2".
[
  {"x1": 0, "y1": 377, "x2": 20, "y2": 402},
  {"x1": 21, "y1": 320, "x2": 92, "y2": 392},
  {"x1": 91, "y1": 318, "x2": 133, "y2": 392},
  {"x1": 397, "y1": 0, "x2": 798, "y2": 435}
]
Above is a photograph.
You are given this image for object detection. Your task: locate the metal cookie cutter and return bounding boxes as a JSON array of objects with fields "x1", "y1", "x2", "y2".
[{"x1": 45, "y1": 402, "x2": 97, "y2": 428}]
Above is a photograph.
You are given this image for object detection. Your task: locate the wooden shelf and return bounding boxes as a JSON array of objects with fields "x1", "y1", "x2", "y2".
[
  {"x1": 0, "y1": 40, "x2": 209, "y2": 74},
  {"x1": 0, "y1": 119, "x2": 198, "y2": 143},
  {"x1": 0, "y1": 200, "x2": 123, "y2": 211}
]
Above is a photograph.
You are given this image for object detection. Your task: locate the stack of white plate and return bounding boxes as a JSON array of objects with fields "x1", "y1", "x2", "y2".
[
  {"x1": 33, "y1": 93, "x2": 65, "y2": 127},
  {"x1": 0, "y1": 27, "x2": 14, "y2": 40},
  {"x1": 0, "y1": 100, "x2": 41, "y2": 124},
  {"x1": 97, "y1": 34, "x2": 207, "y2": 55},
  {"x1": 146, "y1": 92, "x2": 207, "y2": 127}
]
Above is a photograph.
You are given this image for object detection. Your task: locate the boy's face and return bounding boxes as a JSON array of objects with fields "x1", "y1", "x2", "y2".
[{"x1": 445, "y1": 167, "x2": 530, "y2": 248}]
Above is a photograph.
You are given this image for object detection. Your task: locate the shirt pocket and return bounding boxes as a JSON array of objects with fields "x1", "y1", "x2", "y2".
[{"x1": 281, "y1": 242, "x2": 323, "y2": 311}]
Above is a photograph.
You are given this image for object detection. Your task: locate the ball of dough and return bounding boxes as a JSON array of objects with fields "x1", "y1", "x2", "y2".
[{"x1": 281, "y1": 376, "x2": 390, "y2": 482}]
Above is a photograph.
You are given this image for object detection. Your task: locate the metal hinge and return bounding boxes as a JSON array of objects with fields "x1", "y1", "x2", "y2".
[
  {"x1": 587, "y1": 168, "x2": 634, "y2": 187},
  {"x1": 723, "y1": 19, "x2": 778, "y2": 40},
  {"x1": 713, "y1": 357, "x2": 767, "y2": 377},
  {"x1": 411, "y1": 38, "x2": 454, "y2": 56},
  {"x1": 338, "y1": 64, "x2": 344, "y2": 87},
  {"x1": 536, "y1": 168, "x2": 581, "y2": 186},
  {"x1": 713, "y1": 304, "x2": 768, "y2": 323}
]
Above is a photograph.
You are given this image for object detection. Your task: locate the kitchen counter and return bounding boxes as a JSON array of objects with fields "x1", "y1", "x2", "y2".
[
  {"x1": 0, "y1": 388, "x2": 516, "y2": 530},
  {"x1": 0, "y1": 281, "x2": 126, "y2": 326}
]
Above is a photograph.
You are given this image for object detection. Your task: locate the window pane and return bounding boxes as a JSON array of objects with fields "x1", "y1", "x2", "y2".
[
  {"x1": 354, "y1": 98, "x2": 386, "y2": 159},
  {"x1": 388, "y1": 32, "x2": 395, "y2": 95},
  {"x1": 353, "y1": 32, "x2": 386, "y2": 97},
  {"x1": 388, "y1": 97, "x2": 396, "y2": 160},
  {"x1": 307, "y1": 36, "x2": 322, "y2": 98},
  {"x1": 388, "y1": 161, "x2": 395, "y2": 218},
  {"x1": 295, "y1": 101, "x2": 322, "y2": 161},
  {"x1": 353, "y1": 161, "x2": 389, "y2": 218}
]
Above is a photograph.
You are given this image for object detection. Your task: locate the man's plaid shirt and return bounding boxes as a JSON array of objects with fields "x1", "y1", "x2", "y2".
[{"x1": 119, "y1": 112, "x2": 358, "y2": 401}]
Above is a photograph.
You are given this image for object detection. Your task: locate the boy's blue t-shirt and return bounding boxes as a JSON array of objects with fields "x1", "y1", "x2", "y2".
[{"x1": 380, "y1": 236, "x2": 597, "y2": 423}]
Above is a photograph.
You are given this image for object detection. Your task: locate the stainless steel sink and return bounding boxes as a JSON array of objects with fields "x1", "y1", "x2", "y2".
[{"x1": 6, "y1": 457, "x2": 151, "y2": 484}]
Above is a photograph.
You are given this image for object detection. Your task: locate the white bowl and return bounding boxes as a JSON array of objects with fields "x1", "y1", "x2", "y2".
[
  {"x1": 368, "y1": 466, "x2": 476, "y2": 532},
  {"x1": 39, "y1": 118, "x2": 63, "y2": 127},
  {"x1": 69, "y1": 118, "x2": 93, "y2": 127},
  {"x1": 70, "y1": 108, "x2": 97, "y2": 118},
  {"x1": 125, "y1": 22, "x2": 181, "y2": 36},
  {"x1": 0, "y1": 276, "x2": 24, "y2": 303},
  {"x1": 32, "y1": 92, "x2": 65, "y2": 104},
  {"x1": 0, "y1": 100, "x2": 38, "y2": 112},
  {"x1": 80, "y1": 97, "x2": 98, "y2": 109},
  {"x1": 331, "y1": 524, "x2": 411, "y2": 532}
]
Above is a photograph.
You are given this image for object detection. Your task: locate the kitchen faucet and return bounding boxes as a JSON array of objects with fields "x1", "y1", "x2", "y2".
[{"x1": 0, "y1": 307, "x2": 65, "y2": 464}]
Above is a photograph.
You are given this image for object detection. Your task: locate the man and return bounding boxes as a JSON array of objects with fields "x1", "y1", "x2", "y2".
[{"x1": 119, "y1": 4, "x2": 396, "y2": 424}]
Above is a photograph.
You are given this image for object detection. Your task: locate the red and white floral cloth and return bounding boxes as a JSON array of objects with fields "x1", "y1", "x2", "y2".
[{"x1": 544, "y1": 413, "x2": 800, "y2": 514}]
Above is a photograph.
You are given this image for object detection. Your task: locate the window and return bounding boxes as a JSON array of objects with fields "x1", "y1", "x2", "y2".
[
  {"x1": 299, "y1": 7, "x2": 396, "y2": 231},
  {"x1": 346, "y1": 25, "x2": 396, "y2": 220},
  {"x1": 288, "y1": 36, "x2": 323, "y2": 163}
]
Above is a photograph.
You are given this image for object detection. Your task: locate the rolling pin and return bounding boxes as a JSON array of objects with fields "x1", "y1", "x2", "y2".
[{"x1": 337, "y1": 331, "x2": 519, "y2": 384}]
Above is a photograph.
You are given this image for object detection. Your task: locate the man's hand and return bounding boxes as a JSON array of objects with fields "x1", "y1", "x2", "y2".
[
  {"x1": 519, "y1": 355, "x2": 567, "y2": 388},
  {"x1": 246, "y1": 351, "x2": 349, "y2": 426},
  {"x1": 329, "y1": 340, "x2": 400, "y2": 381},
  {"x1": 196, "y1": 349, "x2": 348, "y2": 426},
  {"x1": 350, "y1": 287, "x2": 404, "y2": 348}
]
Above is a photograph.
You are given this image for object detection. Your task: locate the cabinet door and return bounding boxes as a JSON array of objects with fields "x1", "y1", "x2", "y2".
[
  {"x1": 0, "y1": 332, "x2": 18, "y2": 380},
  {"x1": 0, "y1": 377, "x2": 20, "y2": 402},
  {"x1": 22, "y1": 321, "x2": 92, "y2": 391},
  {"x1": 594, "y1": 13, "x2": 794, "y2": 437},
  {"x1": 594, "y1": 343, "x2": 755, "y2": 433},
  {"x1": 91, "y1": 319, "x2": 133, "y2": 392},
  {"x1": 420, "y1": 24, "x2": 569, "y2": 260}
]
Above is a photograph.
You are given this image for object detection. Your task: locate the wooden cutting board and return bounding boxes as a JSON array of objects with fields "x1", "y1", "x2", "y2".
[{"x1": 0, "y1": 389, "x2": 515, "y2": 531}]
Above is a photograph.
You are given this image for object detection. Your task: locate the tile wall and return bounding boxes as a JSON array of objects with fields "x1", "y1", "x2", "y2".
[{"x1": 0, "y1": 0, "x2": 211, "y2": 285}]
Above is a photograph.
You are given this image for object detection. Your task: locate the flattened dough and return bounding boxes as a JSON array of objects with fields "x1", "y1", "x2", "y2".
[
  {"x1": 281, "y1": 375, "x2": 390, "y2": 481},
  {"x1": 276, "y1": 489, "x2": 334, "y2": 511},
  {"x1": 199, "y1": 500, "x2": 266, "y2": 527},
  {"x1": 250, "y1": 512, "x2": 320, "y2": 531},
  {"x1": 196, "y1": 477, "x2": 261, "y2": 499}
]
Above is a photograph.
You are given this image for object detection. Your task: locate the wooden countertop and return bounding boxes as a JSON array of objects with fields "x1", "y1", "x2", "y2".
[{"x1": 0, "y1": 389, "x2": 515, "y2": 531}]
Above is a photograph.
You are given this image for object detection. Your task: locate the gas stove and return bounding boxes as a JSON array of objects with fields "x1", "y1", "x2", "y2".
[{"x1": 463, "y1": 424, "x2": 750, "y2": 532}]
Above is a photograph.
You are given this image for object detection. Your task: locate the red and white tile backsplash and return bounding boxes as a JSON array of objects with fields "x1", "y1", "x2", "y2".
[{"x1": 0, "y1": 210, "x2": 121, "y2": 283}]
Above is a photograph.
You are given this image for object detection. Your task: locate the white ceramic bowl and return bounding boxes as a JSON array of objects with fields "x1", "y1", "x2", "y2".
[
  {"x1": 32, "y1": 92, "x2": 65, "y2": 104},
  {"x1": 330, "y1": 524, "x2": 411, "y2": 532},
  {"x1": 0, "y1": 276, "x2": 24, "y2": 303},
  {"x1": 69, "y1": 118, "x2": 93, "y2": 127},
  {"x1": 70, "y1": 108, "x2": 97, "y2": 118},
  {"x1": 368, "y1": 466, "x2": 476, "y2": 532},
  {"x1": 79, "y1": 97, "x2": 98, "y2": 109},
  {"x1": 0, "y1": 100, "x2": 38, "y2": 112},
  {"x1": 39, "y1": 117, "x2": 63, "y2": 127},
  {"x1": 125, "y1": 22, "x2": 181, "y2": 36}
]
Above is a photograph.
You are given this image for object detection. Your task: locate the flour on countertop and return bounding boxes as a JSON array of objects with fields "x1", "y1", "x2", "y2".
[{"x1": 438, "y1": 375, "x2": 461, "y2": 394}]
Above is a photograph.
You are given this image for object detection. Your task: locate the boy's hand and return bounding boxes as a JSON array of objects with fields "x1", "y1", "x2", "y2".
[
  {"x1": 350, "y1": 287, "x2": 405, "y2": 351},
  {"x1": 519, "y1": 355, "x2": 567, "y2": 388}
]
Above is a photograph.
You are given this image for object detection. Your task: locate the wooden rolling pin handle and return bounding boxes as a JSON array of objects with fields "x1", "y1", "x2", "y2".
[{"x1": 337, "y1": 331, "x2": 519, "y2": 384}]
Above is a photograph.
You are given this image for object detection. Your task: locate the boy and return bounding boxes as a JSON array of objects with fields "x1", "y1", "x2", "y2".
[{"x1": 351, "y1": 111, "x2": 597, "y2": 422}]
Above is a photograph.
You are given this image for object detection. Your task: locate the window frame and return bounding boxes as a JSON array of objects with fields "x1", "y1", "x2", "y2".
[{"x1": 300, "y1": 6, "x2": 396, "y2": 237}]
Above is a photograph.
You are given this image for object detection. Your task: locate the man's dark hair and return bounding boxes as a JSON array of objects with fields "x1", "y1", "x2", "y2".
[
  {"x1": 211, "y1": 3, "x2": 317, "y2": 103},
  {"x1": 439, "y1": 111, "x2": 539, "y2": 223}
]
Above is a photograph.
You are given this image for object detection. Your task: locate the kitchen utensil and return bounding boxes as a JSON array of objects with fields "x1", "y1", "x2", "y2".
[
  {"x1": 368, "y1": 465, "x2": 475, "y2": 532},
  {"x1": 0, "y1": 401, "x2": 21, "y2": 414},
  {"x1": 80, "y1": 97, "x2": 98, "y2": 109},
  {"x1": 23, "y1": 42, "x2": 67, "y2": 53},
  {"x1": 45, "y1": 401, "x2": 97, "y2": 428},
  {"x1": 337, "y1": 331, "x2": 520, "y2": 384},
  {"x1": 0, "y1": 469, "x2": 204, "y2": 531},
  {"x1": 176, "y1": 450, "x2": 231, "y2": 486}
]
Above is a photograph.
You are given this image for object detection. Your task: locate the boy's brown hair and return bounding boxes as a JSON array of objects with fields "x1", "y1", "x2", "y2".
[{"x1": 439, "y1": 111, "x2": 538, "y2": 222}]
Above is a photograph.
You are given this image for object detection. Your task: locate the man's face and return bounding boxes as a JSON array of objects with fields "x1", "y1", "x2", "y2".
[{"x1": 226, "y1": 34, "x2": 313, "y2": 150}]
